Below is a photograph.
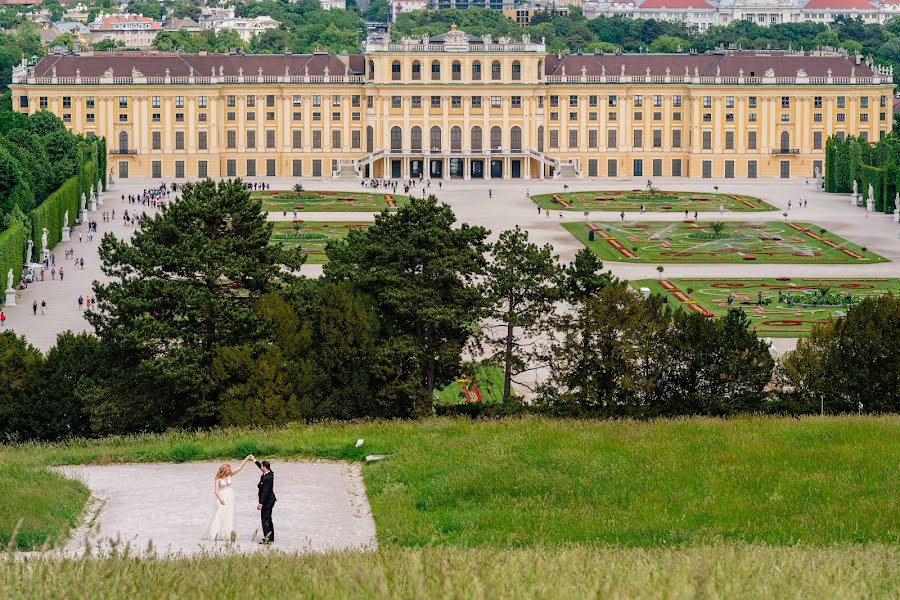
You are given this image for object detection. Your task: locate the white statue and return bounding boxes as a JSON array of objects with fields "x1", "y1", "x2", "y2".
[
  {"x1": 852, "y1": 180, "x2": 858, "y2": 196},
  {"x1": 868, "y1": 184, "x2": 874, "y2": 204},
  {"x1": 26, "y1": 239, "x2": 33, "y2": 261},
  {"x1": 6, "y1": 268, "x2": 12, "y2": 290},
  {"x1": 41, "y1": 227, "x2": 48, "y2": 252},
  {"x1": 81, "y1": 192, "x2": 86, "y2": 210},
  {"x1": 64, "y1": 210, "x2": 69, "y2": 229}
]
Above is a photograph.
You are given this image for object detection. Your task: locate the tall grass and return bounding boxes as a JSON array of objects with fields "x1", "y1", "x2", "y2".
[
  {"x1": 2, "y1": 545, "x2": 899, "y2": 599},
  {"x1": 2, "y1": 416, "x2": 899, "y2": 549}
]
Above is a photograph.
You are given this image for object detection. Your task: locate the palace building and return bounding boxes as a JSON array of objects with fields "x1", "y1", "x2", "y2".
[{"x1": 10, "y1": 28, "x2": 895, "y2": 181}]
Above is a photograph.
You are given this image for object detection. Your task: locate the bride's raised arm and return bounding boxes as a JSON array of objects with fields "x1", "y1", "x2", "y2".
[{"x1": 230, "y1": 455, "x2": 253, "y2": 475}]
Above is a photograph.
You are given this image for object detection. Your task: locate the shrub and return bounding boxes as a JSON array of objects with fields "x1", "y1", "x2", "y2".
[{"x1": 168, "y1": 442, "x2": 203, "y2": 463}]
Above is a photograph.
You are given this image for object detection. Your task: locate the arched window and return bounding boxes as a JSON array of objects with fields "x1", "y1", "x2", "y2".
[
  {"x1": 431, "y1": 60, "x2": 441, "y2": 81},
  {"x1": 537, "y1": 59, "x2": 543, "y2": 81},
  {"x1": 451, "y1": 126, "x2": 462, "y2": 151},
  {"x1": 391, "y1": 126, "x2": 402, "y2": 151},
  {"x1": 471, "y1": 126, "x2": 482, "y2": 151},
  {"x1": 491, "y1": 60, "x2": 501, "y2": 81},
  {"x1": 368, "y1": 60, "x2": 374, "y2": 81},
  {"x1": 472, "y1": 60, "x2": 481, "y2": 81},
  {"x1": 512, "y1": 60, "x2": 521, "y2": 81},
  {"x1": 452, "y1": 60, "x2": 461, "y2": 81},
  {"x1": 537, "y1": 126, "x2": 544, "y2": 152},
  {"x1": 118, "y1": 130, "x2": 129, "y2": 151},
  {"x1": 366, "y1": 126, "x2": 374, "y2": 153},
  {"x1": 780, "y1": 131, "x2": 790, "y2": 150},
  {"x1": 391, "y1": 60, "x2": 401, "y2": 81},
  {"x1": 510, "y1": 126, "x2": 522, "y2": 151},
  {"x1": 490, "y1": 126, "x2": 502, "y2": 150},
  {"x1": 430, "y1": 126, "x2": 441, "y2": 150},
  {"x1": 411, "y1": 60, "x2": 421, "y2": 81},
  {"x1": 411, "y1": 126, "x2": 422, "y2": 151}
]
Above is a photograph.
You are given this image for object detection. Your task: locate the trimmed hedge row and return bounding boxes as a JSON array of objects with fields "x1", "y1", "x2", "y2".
[
  {"x1": 825, "y1": 134, "x2": 900, "y2": 214},
  {"x1": 0, "y1": 222, "x2": 27, "y2": 291},
  {"x1": 29, "y1": 177, "x2": 80, "y2": 262}
]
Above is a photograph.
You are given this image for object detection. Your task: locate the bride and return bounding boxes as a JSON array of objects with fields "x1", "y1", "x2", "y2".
[{"x1": 201, "y1": 454, "x2": 254, "y2": 542}]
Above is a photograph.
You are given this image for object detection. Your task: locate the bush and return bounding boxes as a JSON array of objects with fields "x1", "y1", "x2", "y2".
[
  {"x1": 0, "y1": 221, "x2": 26, "y2": 289},
  {"x1": 168, "y1": 442, "x2": 203, "y2": 463}
]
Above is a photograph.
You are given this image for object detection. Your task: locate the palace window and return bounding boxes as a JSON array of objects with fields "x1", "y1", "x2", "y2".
[
  {"x1": 247, "y1": 130, "x2": 256, "y2": 149},
  {"x1": 227, "y1": 96, "x2": 236, "y2": 107},
  {"x1": 451, "y1": 96, "x2": 462, "y2": 108},
  {"x1": 153, "y1": 113, "x2": 161, "y2": 122},
  {"x1": 293, "y1": 95, "x2": 302, "y2": 107},
  {"x1": 512, "y1": 96, "x2": 521, "y2": 108},
  {"x1": 412, "y1": 61, "x2": 421, "y2": 80},
  {"x1": 673, "y1": 112, "x2": 681, "y2": 121},
  {"x1": 589, "y1": 95, "x2": 598, "y2": 107},
  {"x1": 836, "y1": 96, "x2": 845, "y2": 108},
  {"x1": 247, "y1": 96, "x2": 256, "y2": 107},
  {"x1": 392, "y1": 60, "x2": 401, "y2": 81},
  {"x1": 247, "y1": 112, "x2": 256, "y2": 121},
  {"x1": 152, "y1": 96, "x2": 160, "y2": 108},
  {"x1": 781, "y1": 96, "x2": 790, "y2": 108},
  {"x1": 472, "y1": 60, "x2": 481, "y2": 80},
  {"x1": 452, "y1": 60, "x2": 461, "y2": 81},
  {"x1": 431, "y1": 96, "x2": 441, "y2": 108},
  {"x1": 491, "y1": 60, "x2": 501, "y2": 80},
  {"x1": 62, "y1": 96, "x2": 71, "y2": 109},
  {"x1": 748, "y1": 96, "x2": 757, "y2": 108},
  {"x1": 703, "y1": 96, "x2": 711, "y2": 108},
  {"x1": 860, "y1": 97, "x2": 868, "y2": 108},
  {"x1": 672, "y1": 95, "x2": 681, "y2": 107},
  {"x1": 86, "y1": 113, "x2": 94, "y2": 123},
  {"x1": 814, "y1": 96, "x2": 822, "y2": 108},
  {"x1": 411, "y1": 96, "x2": 422, "y2": 108},
  {"x1": 431, "y1": 60, "x2": 441, "y2": 81},
  {"x1": 608, "y1": 95, "x2": 617, "y2": 107},
  {"x1": 175, "y1": 96, "x2": 184, "y2": 108},
  {"x1": 85, "y1": 97, "x2": 94, "y2": 108},
  {"x1": 119, "y1": 96, "x2": 128, "y2": 109},
  {"x1": 725, "y1": 96, "x2": 734, "y2": 108},
  {"x1": 634, "y1": 95, "x2": 643, "y2": 107},
  {"x1": 391, "y1": 96, "x2": 401, "y2": 108},
  {"x1": 512, "y1": 61, "x2": 521, "y2": 81},
  {"x1": 198, "y1": 131, "x2": 208, "y2": 150},
  {"x1": 313, "y1": 95, "x2": 322, "y2": 107},
  {"x1": 491, "y1": 96, "x2": 501, "y2": 108},
  {"x1": 550, "y1": 95, "x2": 559, "y2": 107},
  {"x1": 472, "y1": 96, "x2": 482, "y2": 108},
  {"x1": 570, "y1": 95, "x2": 578, "y2": 107}
]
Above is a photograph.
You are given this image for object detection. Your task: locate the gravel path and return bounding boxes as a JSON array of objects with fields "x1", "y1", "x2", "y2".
[{"x1": 57, "y1": 462, "x2": 377, "y2": 557}]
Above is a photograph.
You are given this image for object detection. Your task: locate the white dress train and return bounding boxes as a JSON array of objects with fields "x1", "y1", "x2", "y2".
[{"x1": 201, "y1": 476, "x2": 235, "y2": 541}]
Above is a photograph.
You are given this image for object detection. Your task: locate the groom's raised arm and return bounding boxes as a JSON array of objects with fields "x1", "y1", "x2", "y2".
[{"x1": 255, "y1": 460, "x2": 263, "y2": 470}]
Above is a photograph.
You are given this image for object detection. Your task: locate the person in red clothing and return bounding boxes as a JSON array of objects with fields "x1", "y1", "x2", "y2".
[{"x1": 0, "y1": 310, "x2": 6, "y2": 327}]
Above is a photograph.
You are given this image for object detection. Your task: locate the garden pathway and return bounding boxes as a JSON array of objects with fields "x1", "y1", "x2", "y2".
[{"x1": 57, "y1": 461, "x2": 377, "y2": 557}]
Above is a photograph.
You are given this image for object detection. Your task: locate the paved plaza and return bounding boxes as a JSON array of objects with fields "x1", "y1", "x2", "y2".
[{"x1": 3, "y1": 176, "x2": 899, "y2": 355}]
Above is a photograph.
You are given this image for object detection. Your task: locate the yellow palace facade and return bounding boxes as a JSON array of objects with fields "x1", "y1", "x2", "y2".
[{"x1": 10, "y1": 28, "x2": 895, "y2": 181}]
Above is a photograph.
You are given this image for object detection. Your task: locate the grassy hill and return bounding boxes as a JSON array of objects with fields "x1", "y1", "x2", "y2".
[{"x1": 3, "y1": 416, "x2": 898, "y2": 550}]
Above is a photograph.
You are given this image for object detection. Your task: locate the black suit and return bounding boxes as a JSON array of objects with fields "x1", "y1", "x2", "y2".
[{"x1": 256, "y1": 461, "x2": 277, "y2": 542}]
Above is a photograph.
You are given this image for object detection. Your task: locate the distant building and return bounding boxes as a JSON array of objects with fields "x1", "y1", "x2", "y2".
[
  {"x1": 204, "y1": 15, "x2": 281, "y2": 42},
  {"x1": 89, "y1": 14, "x2": 162, "y2": 49},
  {"x1": 503, "y1": 3, "x2": 571, "y2": 25},
  {"x1": 584, "y1": 0, "x2": 900, "y2": 26},
  {"x1": 163, "y1": 18, "x2": 202, "y2": 33},
  {"x1": 390, "y1": 0, "x2": 428, "y2": 20},
  {"x1": 319, "y1": 0, "x2": 348, "y2": 9}
]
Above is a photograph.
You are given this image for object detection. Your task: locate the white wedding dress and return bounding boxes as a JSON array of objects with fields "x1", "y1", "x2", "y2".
[{"x1": 201, "y1": 476, "x2": 235, "y2": 542}]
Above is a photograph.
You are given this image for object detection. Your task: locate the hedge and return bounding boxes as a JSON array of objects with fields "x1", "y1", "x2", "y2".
[
  {"x1": 29, "y1": 177, "x2": 79, "y2": 262},
  {"x1": 98, "y1": 137, "x2": 107, "y2": 191},
  {"x1": 0, "y1": 222, "x2": 27, "y2": 298}
]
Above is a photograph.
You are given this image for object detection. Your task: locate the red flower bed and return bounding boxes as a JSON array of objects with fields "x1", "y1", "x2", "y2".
[
  {"x1": 743, "y1": 256, "x2": 757, "y2": 260},
  {"x1": 294, "y1": 205, "x2": 305, "y2": 209}
]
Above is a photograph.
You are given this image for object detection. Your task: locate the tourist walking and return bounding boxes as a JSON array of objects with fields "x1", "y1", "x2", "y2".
[
  {"x1": 40, "y1": 299, "x2": 46, "y2": 315},
  {"x1": 78, "y1": 295, "x2": 84, "y2": 310},
  {"x1": 59, "y1": 267, "x2": 64, "y2": 281},
  {"x1": 0, "y1": 310, "x2": 5, "y2": 327},
  {"x1": 620, "y1": 211, "x2": 625, "y2": 222},
  {"x1": 32, "y1": 300, "x2": 37, "y2": 315}
]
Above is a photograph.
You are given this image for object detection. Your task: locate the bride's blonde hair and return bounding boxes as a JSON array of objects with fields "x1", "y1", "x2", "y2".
[{"x1": 215, "y1": 464, "x2": 231, "y2": 480}]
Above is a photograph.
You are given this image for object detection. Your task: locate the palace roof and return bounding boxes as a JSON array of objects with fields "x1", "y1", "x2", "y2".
[
  {"x1": 29, "y1": 52, "x2": 365, "y2": 78},
  {"x1": 545, "y1": 51, "x2": 876, "y2": 78},
  {"x1": 23, "y1": 49, "x2": 885, "y2": 82}
]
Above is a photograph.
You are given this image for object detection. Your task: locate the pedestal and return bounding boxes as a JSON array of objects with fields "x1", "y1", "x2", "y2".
[
  {"x1": 89, "y1": 197, "x2": 97, "y2": 212},
  {"x1": 61, "y1": 227, "x2": 70, "y2": 242},
  {"x1": 851, "y1": 193, "x2": 859, "y2": 206},
  {"x1": 97, "y1": 193, "x2": 103, "y2": 206},
  {"x1": 79, "y1": 209, "x2": 85, "y2": 222},
  {"x1": 866, "y1": 199, "x2": 874, "y2": 213},
  {"x1": 893, "y1": 208, "x2": 899, "y2": 223},
  {"x1": 5, "y1": 288, "x2": 15, "y2": 307}
]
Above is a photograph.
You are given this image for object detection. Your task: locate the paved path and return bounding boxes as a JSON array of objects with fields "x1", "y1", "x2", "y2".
[
  {"x1": 58, "y1": 461, "x2": 377, "y2": 557},
  {"x1": 4, "y1": 176, "x2": 899, "y2": 353}
]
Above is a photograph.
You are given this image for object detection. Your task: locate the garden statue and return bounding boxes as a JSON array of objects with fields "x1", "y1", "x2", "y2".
[
  {"x1": 26, "y1": 239, "x2": 33, "y2": 262},
  {"x1": 4, "y1": 268, "x2": 14, "y2": 306},
  {"x1": 867, "y1": 184, "x2": 874, "y2": 213},
  {"x1": 80, "y1": 192, "x2": 86, "y2": 211},
  {"x1": 41, "y1": 227, "x2": 49, "y2": 253},
  {"x1": 851, "y1": 179, "x2": 859, "y2": 206},
  {"x1": 894, "y1": 193, "x2": 899, "y2": 223},
  {"x1": 62, "y1": 210, "x2": 71, "y2": 241}
]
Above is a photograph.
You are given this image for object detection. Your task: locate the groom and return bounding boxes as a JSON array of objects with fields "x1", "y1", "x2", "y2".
[{"x1": 254, "y1": 458, "x2": 277, "y2": 544}]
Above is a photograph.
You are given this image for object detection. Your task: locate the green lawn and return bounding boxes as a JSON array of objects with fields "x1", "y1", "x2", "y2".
[
  {"x1": 533, "y1": 190, "x2": 776, "y2": 212},
  {"x1": 255, "y1": 190, "x2": 410, "y2": 212},
  {"x1": 2, "y1": 546, "x2": 898, "y2": 599},
  {"x1": 565, "y1": 221, "x2": 886, "y2": 264},
  {"x1": 3, "y1": 417, "x2": 898, "y2": 550},
  {"x1": 433, "y1": 363, "x2": 505, "y2": 404},
  {"x1": 270, "y1": 221, "x2": 369, "y2": 264},
  {"x1": 630, "y1": 278, "x2": 900, "y2": 337}
]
